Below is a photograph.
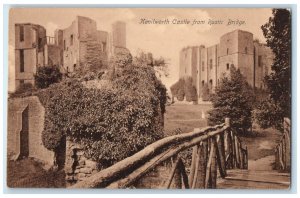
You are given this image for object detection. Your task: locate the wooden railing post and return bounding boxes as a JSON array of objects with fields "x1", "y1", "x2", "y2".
[
  {"x1": 169, "y1": 156, "x2": 182, "y2": 189},
  {"x1": 216, "y1": 134, "x2": 227, "y2": 178},
  {"x1": 191, "y1": 141, "x2": 208, "y2": 189},
  {"x1": 189, "y1": 145, "x2": 198, "y2": 187},
  {"x1": 205, "y1": 138, "x2": 217, "y2": 188},
  {"x1": 178, "y1": 159, "x2": 189, "y2": 189},
  {"x1": 225, "y1": 118, "x2": 230, "y2": 128},
  {"x1": 210, "y1": 138, "x2": 217, "y2": 188}
]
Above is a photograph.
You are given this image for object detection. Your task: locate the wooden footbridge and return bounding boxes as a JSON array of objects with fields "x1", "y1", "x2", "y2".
[{"x1": 69, "y1": 118, "x2": 290, "y2": 189}]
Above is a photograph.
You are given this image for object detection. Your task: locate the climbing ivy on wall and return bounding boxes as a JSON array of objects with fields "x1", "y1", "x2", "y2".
[{"x1": 36, "y1": 56, "x2": 166, "y2": 169}]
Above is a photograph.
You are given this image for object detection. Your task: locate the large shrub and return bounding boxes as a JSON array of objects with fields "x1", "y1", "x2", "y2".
[
  {"x1": 208, "y1": 66, "x2": 254, "y2": 134},
  {"x1": 37, "y1": 54, "x2": 166, "y2": 168},
  {"x1": 34, "y1": 66, "x2": 62, "y2": 89}
]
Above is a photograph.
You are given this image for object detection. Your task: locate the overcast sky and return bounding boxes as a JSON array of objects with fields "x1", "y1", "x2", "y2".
[{"x1": 9, "y1": 8, "x2": 273, "y2": 92}]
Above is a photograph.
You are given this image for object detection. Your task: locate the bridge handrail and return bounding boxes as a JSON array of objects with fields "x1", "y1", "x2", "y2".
[{"x1": 70, "y1": 118, "x2": 247, "y2": 189}]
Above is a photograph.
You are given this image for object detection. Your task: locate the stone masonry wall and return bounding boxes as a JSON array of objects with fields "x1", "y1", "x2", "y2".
[
  {"x1": 7, "y1": 96, "x2": 55, "y2": 167},
  {"x1": 65, "y1": 138, "x2": 98, "y2": 185}
]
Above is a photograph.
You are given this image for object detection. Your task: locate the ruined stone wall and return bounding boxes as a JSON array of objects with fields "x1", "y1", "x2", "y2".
[
  {"x1": 7, "y1": 96, "x2": 55, "y2": 167},
  {"x1": 62, "y1": 16, "x2": 110, "y2": 73},
  {"x1": 237, "y1": 30, "x2": 255, "y2": 86},
  {"x1": 54, "y1": 29, "x2": 64, "y2": 66},
  {"x1": 179, "y1": 49, "x2": 186, "y2": 78},
  {"x1": 199, "y1": 47, "x2": 208, "y2": 88},
  {"x1": 254, "y1": 43, "x2": 274, "y2": 89},
  {"x1": 62, "y1": 18, "x2": 79, "y2": 72},
  {"x1": 78, "y1": 16, "x2": 98, "y2": 41},
  {"x1": 15, "y1": 24, "x2": 47, "y2": 88},
  {"x1": 65, "y1": 139, "x2": 98, "y2": 185},
  {"x1": 191, "y1": 46, "x2": 199, "y2": 88},
  {"x1": 15, "y1": 24, "x2": 46, "y2": 50},
  {"x1": 218, "y1": 30, "x2": 239, "y2": 80},
  {"x1": 179, "y1": 47, "x2": 193, "y2": 78},
  {"x1": 44, "y1": 45, "x2": 62, "y2": 66},
  {"x1": 15, "y1": 48, "x2": 37, "y2": 88},
  {"x1": 112, "y1": 21, "x2": 126, "y2": 48},
  {"x1": 206, "y1": 44, "x2": 218, "y2": 92}
]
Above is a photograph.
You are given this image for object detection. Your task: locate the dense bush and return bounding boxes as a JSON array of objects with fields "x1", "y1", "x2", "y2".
[
  {"x1": 34, "y1": 66, "x2": 62, "y2": 89},
  {"x1": 37, "y1": 53, "x2": 166, "y2": 168},
  {"x1": 170, "y1": 77, "x2": 197, "y2": 102},
  {"x1": 208, "y1": 66, "x2": 254, "y2": 134}
]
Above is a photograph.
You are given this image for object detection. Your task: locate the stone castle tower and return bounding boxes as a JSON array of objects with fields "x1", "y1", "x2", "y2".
[{"x1": 179, "y1": 29, "x2": 274, "y2": 99}]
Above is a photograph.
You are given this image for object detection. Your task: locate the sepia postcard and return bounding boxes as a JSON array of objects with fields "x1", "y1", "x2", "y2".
[{"x1": 6, "y1": 7, "x2": 292, "y2": 190}]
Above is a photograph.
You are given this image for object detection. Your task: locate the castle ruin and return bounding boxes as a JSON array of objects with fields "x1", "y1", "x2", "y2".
[
  {"x1": 179, "y1": 29, "x2": 274, "y2": 98},
  {"x1": 14, "y1": 16, "x2": 126, "y2": 89}
]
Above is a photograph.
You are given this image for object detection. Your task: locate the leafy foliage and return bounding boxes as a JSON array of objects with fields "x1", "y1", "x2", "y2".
[
  {"x1": 34, "y1": 66, "x2": 62, "y2": 89},
  {"x1": 208, "y1": 66, "x2": 254, "y2": 134},
  {"x1": 257, "y1": 9, "x2": 291, "y2": 130},
  {"x1": 184, "y1": 77, "x2": 198, "y2": 102},
  {"x1": 170, "y1": 77, "x2": 197, "y2": 102},
  {"x1": 254, "y1": 98, "x2": 284, "y2": 131},
  {"x1": 37, "y1": 52, "x2": 166, "y2": 168}
]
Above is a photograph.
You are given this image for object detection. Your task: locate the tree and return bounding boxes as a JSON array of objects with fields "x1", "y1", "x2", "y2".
[
  {"x1": 254, "y1": 98, "x2": 284, "y2": 130},
  {"x1": 208, "y1": 66, "x2": 254, "y2": 134},
  {"x1": 170, "y1": 76, "x2": 198, "y2": 102},
  {"x1": 135, "y1": 50, "x2": 170, "y2": 78},
  {"x1": 34, "y1": 66, "x2": 62, "y2": 89},
  {"x1": 256, "y1": 9, "x2": 291, "y2": 130},
  {"x1": 184, "y1": 77, "x2": 198, "y2": 102}
]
